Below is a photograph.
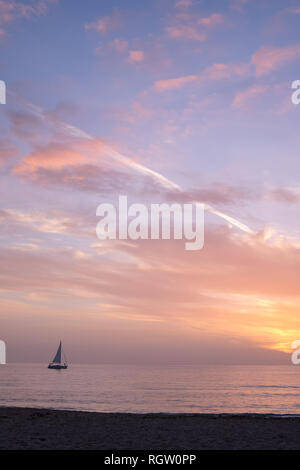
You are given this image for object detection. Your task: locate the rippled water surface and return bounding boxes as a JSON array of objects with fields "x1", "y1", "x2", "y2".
[{"x1": 1, "y1": 364, "x2": 300, "y2": 414}]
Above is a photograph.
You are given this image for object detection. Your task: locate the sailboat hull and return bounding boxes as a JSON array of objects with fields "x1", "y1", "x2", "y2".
[{"x1": 48, "y1": 364, "x2": 68, "y2": 370}]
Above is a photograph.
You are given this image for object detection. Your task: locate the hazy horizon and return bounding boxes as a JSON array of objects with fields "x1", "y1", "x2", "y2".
[{"x1": 3, "y1": 337, "x2": 292, "y2": 365}]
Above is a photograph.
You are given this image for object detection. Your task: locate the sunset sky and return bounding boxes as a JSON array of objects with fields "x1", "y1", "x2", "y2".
[{"x1": 1, "y1": 0, "x2": 300, "y2": 364}]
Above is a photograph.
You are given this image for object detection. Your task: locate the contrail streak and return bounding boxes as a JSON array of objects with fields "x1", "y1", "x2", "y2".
[
  {"x1": 104, "y1": 147, "x2": 181, "y2": 192},
  {"x1": 10, "y1": 91, "x2": 254, "y2": 234},
  {"x1": 204, "y1": 204, "x2": 253, "y2": 234}
]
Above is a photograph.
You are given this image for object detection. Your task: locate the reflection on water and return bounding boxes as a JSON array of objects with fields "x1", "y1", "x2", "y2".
[{"x1": 0, "y1": 364, "x2": 299, "y2": 414}]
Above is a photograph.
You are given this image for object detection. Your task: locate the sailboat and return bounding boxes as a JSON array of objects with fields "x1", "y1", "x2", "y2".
[{"x1": 48, "y1": 341, "x2": 68, "y2": 369}]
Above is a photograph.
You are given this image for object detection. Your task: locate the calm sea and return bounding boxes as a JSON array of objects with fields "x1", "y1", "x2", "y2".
[{"x1": 0, "y1": 364, "x2": 299, "y2": 414}]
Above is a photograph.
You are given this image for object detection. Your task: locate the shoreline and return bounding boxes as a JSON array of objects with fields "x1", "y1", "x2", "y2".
[
  {"x1": 2, "y1": 405, "x2": 300, "y2": 418},
  {"x1": 1, "y1": 407, "x2": 300, "y2": 449}
]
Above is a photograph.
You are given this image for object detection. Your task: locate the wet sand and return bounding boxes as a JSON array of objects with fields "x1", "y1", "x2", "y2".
[{"x1": 0, "y1": 407, "x2": 300, "y2": 449}]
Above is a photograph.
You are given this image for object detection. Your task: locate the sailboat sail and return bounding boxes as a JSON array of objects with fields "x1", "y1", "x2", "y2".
[
  {"x1": 52, "y1": 341, "x2": 62, "y2": 364},
  {"x1": 48, "y1": 340, "x2": 68, "y2": 369}
]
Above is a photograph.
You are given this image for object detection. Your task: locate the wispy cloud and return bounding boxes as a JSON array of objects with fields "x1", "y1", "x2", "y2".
[
  {"x1": 230, "y1": 0, "x2": 248, "y2": 12},
  {"x1": 14, "y1": 144, "x2": 88, "y2": 174},
  {"x1": 128, "y1": 49, "x2": 144, "y2": 64},
  {"x1": 109, "y1": 38, "x2": 128, "y2": 52},
  {"x1": 232, "y1": 84, "x2": 269, "y2": 108},
  {"x1": 0, "y1": 0, "x2": 58, "y2": 36},
  {"x1": 283, "y1": 7, "x2": 300, "y2": 15},
  {"x1": 166, "y1": 11, "x2": 224, "y2": 41},
  {"x1": 154, "y1": 74, "x2": 198, "y2": 92},
  {"x1": 0, "y1": 140, "x2": 17, "y2": 166},
  {"x1": 85, "y1": 9, "x2": 121, "y2": 35},
  {"x1": 154, "y1": 62, "x2": 249, "y2": 92},
  {"x1": 175, "y1": 0, "x2": 192, "y2": 9},
  {"x1": 266, "y1": 187, "x2": 300, "y2": 204},
  {"x1": 166, "y1": 24, "x2": 207, "y2": 41},
  {"x1": 252, "y1": 44, "x2": 300, "y2": 76},
  {"x1": 198, "y1": 13, "x2": 223, "y2": 27}
]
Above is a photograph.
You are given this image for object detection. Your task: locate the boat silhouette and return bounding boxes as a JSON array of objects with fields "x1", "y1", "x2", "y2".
[{"x1": 48, "y1": 341, "x2": 68, "y2": 370}]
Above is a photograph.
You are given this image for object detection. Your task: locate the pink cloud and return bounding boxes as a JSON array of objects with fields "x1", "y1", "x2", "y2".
[
  {"x1": 201, "y1": 62, "x2": 249, "y2": 80},
  {"x1": 128, "y1": 50, "x2": 144, "y2": 64},
  {"x1": 18, "y1": 0, "x2": 58, "y2": 17},
  {"x1": 111, "y1": 101, "x2": 154, "y2": 124},
  {"x1": 11, "y1": 139, "x2": 158, "y2": 195},
  {"x1": 154, "y1": 74, "x2": 198, "y2": 92},
  {"x1": 110, "y1": 38, "x2": 128, "y2": 52},
  {"x1": 230, "y1": 0, "x2": 248, "y2": 12},
  {"x1": 0, "y1": 0, "x2": 58, "y2": 38},
  {"x1": 285, "y1": 7, "x2": 300, "y2": 14},
  {"x1": 132, "y1": 101, "x2": 153, "y2": 119},
  {"x1": 0, "y1": 28, "x2": 5, "y2": 38},
  {"x1": 0, "y1": 0, "x2": 57, "y2": 25},
  {"x1": 0, "y1": 1, "x2": 15, "y2": 24},
  {"x1": 0, "y1": 140, "x2": 17, "y2": 166},
  {"x1": 12, "y1": 138, "x2": 116, "y2": 178},
  {"x1": 166, "y1": 24, "x2": 206, "y2": 41},
  {"x1": 166, "y1": 11, "x2": 223, "y2": 41},
  {"x1": 266, "y1": 187, "x2": 300, "y2": 204},
  {"x1": 232, "y1": 84, "x2": 269, "y2": 108},
  {"x1": 85, "y1": 9, "x2": 120, "y2": 35},
  {"x1": 154, "y1": 63, "x2": 249, "y2": 92},
  {"x1": 175, "y1": 0, "x2": 192, "y2": 8},
  {"x1": 252, "y1": 44, "x2": 300, "y2": 76},
  {"x1": 13, "y1": 145, "x2": 88, "y2": 176},
  {"x1": 198, "y1": 13, "x2": 223, "y2": 27}
]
